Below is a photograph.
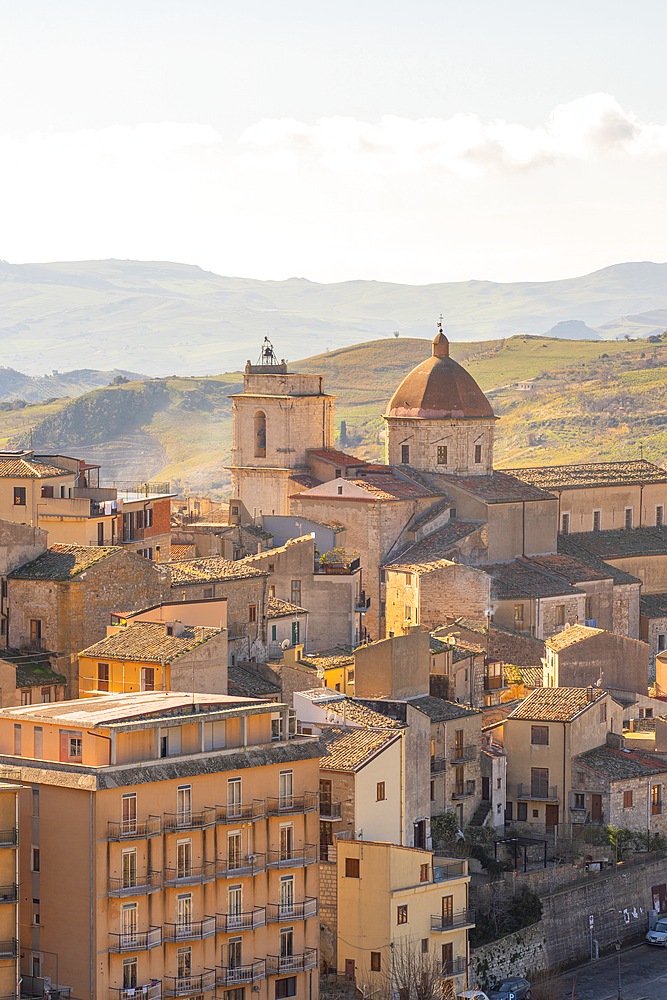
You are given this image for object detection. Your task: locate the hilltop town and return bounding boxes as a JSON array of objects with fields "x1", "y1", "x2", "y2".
[{"x1": 0, "y1": 328, "x2": 666, "y2": 1000}]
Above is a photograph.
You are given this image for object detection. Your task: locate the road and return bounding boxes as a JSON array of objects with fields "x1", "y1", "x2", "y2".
[{"x1": 558, "y1": 941, "x2": 667, "y2": 1000}]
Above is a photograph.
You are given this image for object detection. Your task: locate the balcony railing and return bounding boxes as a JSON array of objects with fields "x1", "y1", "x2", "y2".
[
  {"x1": 109, "y1": 982, "x2": 161, "y2": 999},
  {"x1": 354, "y1": 592, "x2": 371, "y2": 612},
  {"x1": 163, "y1": 863, "x2": 216, "y2": 887},
  {"x1": 0, "y1": 939, "x2": 17, "y2": 959},
  {"x1": 320, "y1": 800, "x2": 342, "y2": 820},
  {"x1": 164, "y1": 808, "x2": 215, "y2": 832},
  {"x1": 216, "y1": 854, "x2": 266, "y2": 878},
  {"x1": 266, "y1": 792, "x2": 318, "y2": 815},
  {"x1": 164, "y1": 918, "x2": 216, "y2": 942},
  {"x1": 452, "y1": 780, "x2": 476, "y2": 799},
  {"x1": 441, "y1": 957, "x2": 467, "y2": 978},
  {"x1": 433, "y1": 859, "x2": 467, "y2": 881},
  {"x1": 163, "y1": 971, "x2": 215, "y2": 998},
  {"x1": 0, "y1": 884, "x2": 17, "y2": 903},
  {"x1": 215, "y1": 800, "x2": 265, "y2": 824},
  {"x1": 430, "y1": 757, "x2": 447, "y2": 774},
  {"x1": 266, "y1": 845, "x2": 317, "y2": 869},
  {"x1": 216, "y1": 962, "x2": 266, "y2": 986},
  {"x1": 515, "y1": 783, "x2": 559, "y2": 802},
  {"x1": 266, "y1": 898, "x2": 318, "y2": 923},
  {"x1": 216, "y1": 908, "x2": 266, "y2": 933},
  {"x1": 0, "y1": 829, "x2": 17, "y2": 848},
  {"x1": 108, "y1": 872, "x2": 162, "y2": 896},
  {"x1": 109, "y1": 927, "x2": 162, "y2": 953},
  {"x1": 108, "y1": 817, "x2": 161, "y2": 840},
  {"x1": 450, "y1": 744, "x2": 477, "y2": 763},
  {"x1": 431, "y1": 909, "x2": 475, "y2": 932},
  {"x1": 266, "y1": 950, "x2": 318, "y2": 974}
]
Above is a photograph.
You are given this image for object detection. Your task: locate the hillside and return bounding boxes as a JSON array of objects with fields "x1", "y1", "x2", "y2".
[
  {"x1": 0, "y1": 366, "x2": 145, "y2": 404},
  {"x1": 0, "y1": 259, "x2": 666, "y2": 377},
  {"x1": 7, "y1": 334, "x2": 667, "y2": 497}
]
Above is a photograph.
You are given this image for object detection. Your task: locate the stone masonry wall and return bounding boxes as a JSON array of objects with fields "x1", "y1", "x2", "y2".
[{"x1": 319, "y1": 861, "x2": 338, "y2": 971}]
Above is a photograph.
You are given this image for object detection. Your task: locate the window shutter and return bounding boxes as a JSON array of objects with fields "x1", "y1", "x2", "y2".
[{"x1": 59, "y1": 731, "x2": 69, "y2": 762}]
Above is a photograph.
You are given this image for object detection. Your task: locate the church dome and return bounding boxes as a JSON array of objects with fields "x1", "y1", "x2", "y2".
[{"x1": 387, "y1": 327, "x2": 495, "y2": 420}]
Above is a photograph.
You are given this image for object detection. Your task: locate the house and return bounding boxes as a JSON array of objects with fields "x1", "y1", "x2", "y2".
[
  {"x1": 117, "y1": 485, "x2": 176, "y2": 561},
  {"x1": 640, "y1": 593, "x2": 667, "y2": 669},
  {"x1": 0, "y1": 690, "x2": 321, "y2": 1000},
  {"x1": 0, "y1": 649, "x2": 66, "y2": 706},
  {"x1": 481, "y1": 735, "x2": 507, "y2": 829},
  {"x1": 500, "y1": 686, "x2": 624, "y2": 835},
  {"x1": 572, "y1": 739, "x2": 667, "y2": 833},
  {"x1": 0, "y1": 517, "x2": 48, "y2": 643},
  {"x1": 544, "y1": 624, "x2": 649, "y2": 695}
]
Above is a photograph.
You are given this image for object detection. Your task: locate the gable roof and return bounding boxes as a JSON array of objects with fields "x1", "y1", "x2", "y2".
[
  {"x1": 545, "y1": 623, "x2": 605, "y2": 652},
  {"x1": 575, "y1": 743, "x2": 667, "y2": 781},
  {"x1": 557, "y1": 534, "x2": 642, "y2": 586},
  {"x1": 307, "y1": 449, "x2": 367, "y2": 468},
  {"x1": 0, "y1": 455, "x2": 71, "y2": 479},
  {"x1": 169, "y1": 557, "x2": 267, "y2": 585},
  {"x1": 266, "y1": 597, "x2": 308, "y2": 619},
  {"x1": 508, "y1": 686, "x2": 606, "y2": 722},
  {"x1": 227, "y1": 663, "x2": 281, "y2": 699},
  {"x1": 640, "y1": 593, "x2": 667, "y2": 619},
  {"x1": 506, "y1": 460, "x2": 667, "y2": 490},
  {"x1": 409, "y1": 695, "x2": 481, "y2": 722},
  {"x1": 319, "y1": 726, "x2": 400, "y2": 771},
  {"x1": 485, "y1": 560, "x2": 580, "y2": 600},
  {"x1": 385, "y1": 521, "x2": 485, "y2": 572},
  {"x1": 9, "y1": 543, "x2": 120, "y2": 581},
  {"x1": 79, "y1": 621, "x2": 224, "y2": 664},
  {"x1": 436, "y1": 471, "x2": 554, "y2": 504}
]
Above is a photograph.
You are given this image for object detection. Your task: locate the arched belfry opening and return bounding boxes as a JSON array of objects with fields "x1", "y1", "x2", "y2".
[{"x1": 254, "y1": 410, "x2": 267, "y2": 457}]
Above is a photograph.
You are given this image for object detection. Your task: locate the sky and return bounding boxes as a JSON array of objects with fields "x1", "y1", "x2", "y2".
[{"x1": 1, "y1": 0, "x2": 666, "y2": 284}]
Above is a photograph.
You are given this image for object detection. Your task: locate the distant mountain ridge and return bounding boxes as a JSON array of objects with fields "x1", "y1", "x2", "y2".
[
  {"x1": 0, "y1": 259, "x2": 665, "y2": 377},
  {"x1": 0, "y1": 367, "x2": 145, "y2": 404}
]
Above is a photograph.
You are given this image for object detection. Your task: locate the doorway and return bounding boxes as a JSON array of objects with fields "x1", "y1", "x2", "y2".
[{"x1": 545, "y1": 804, "x2": 558, "y2": 833}]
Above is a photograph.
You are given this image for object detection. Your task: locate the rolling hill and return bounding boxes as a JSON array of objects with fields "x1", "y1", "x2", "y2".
[{"x1": 6, "y1": 334, "x2": 667, "y2": 497}]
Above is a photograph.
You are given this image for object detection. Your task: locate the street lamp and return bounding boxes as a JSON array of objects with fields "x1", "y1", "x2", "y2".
[{"x1": 614, "y1": 940, "x2": 622, "y2": 1000}]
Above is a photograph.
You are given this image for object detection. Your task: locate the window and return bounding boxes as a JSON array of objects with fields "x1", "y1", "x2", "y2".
[
  {"x1": 32, "y1": 898, "x2": 40, "y2": 925},
  {"x1": 228, "y1": 832, "x2": 242, "y2": 870},
  {"x1": 29, "y1": 619, "x2": 42, "y2": 644},
  {"x1": 404, "y1": 606, "x2": 412, "y2": 622},
  {"x1": 279, "y1": 927, "x2": 293, "y2": 960},
  {"x1": 13, "y1": 724, "x2": 21, "y2": 756},
  {"x1": 624, "y1": 507, "x2": 634, "y2": 530},
  {"x1": 231, "y1": 505, "x2": 239, "y2": 517},
  {"x1": 517, "y1": 802, "x2": 527, "y2": 821},
  {"x1": 275, "y1": 978, "x2": 297, "y2": 999},
  {"x1": 371, "y1": 953, "x2": 381, "y2": 972},
  {"x1": 396, "y1": 904, "x2": 408, "y2": 925},
  {"x1": 593, "y1": 510, "x2": 602, "y2": 532},
  {"x1": 421, "y1": 939, "x2": 429, "y2": 954},
  {"x1": 279, "y1": 770, "x2": 293, "y2": 807},
  {"x1": 555, "y1": 604, "x2": 565, "y2": 627},
  {"x1": 203, "y1": 587, "x2": 214, "y2": 599},
  {"x1": 228, "y1": 937, "x2": 243, "y2": 969},
  {"x1": 657, "y1": 506, "x2": 664, "y2": 528},
  {"x1": 177, "y1": 785, "x2": 192, "y2": 825},
  {"x1": 505, "y1": 802, "x2": 513, "y2": 821},
  {"x1": 97, "y1": 521, "x2": 105, "y2": 545},
  {"x1": 20, "y1": 690, "x2": 31, "y2": 706},
  {"x1": 177, "y1": 840, "x2": 192, "y2": 880},
  {"x1": 420, "y1": 863, "x2": 430, "y2": 883},
  {"x1": 659, "y1": 634, "x2": 667, "y2": 653},
  {"x1": 623, "y1": 790, "x2": 633, "y2": 808},
  {"x1": 40, "y1": 485, "x2": 54, "y2": 498},
  {"x1": 345, "y1": 857, "x2": 360, "y2": 878},
  {"x1": 177, "y1": 893, "x2": 192, "y2": 931},
  {"x1": 31, "y1": 846, "x2": 40, "y2": 872},
  {"x1": 514, "y1": 604, "x2": 524, "y2": 628},
  {"x1": 574, "y1": 793, "x2": 585, "y2": 810},
  {"x1": 141, "y1": 666, "x2": 155, "y2": 692},
  {"x1": 248, "y1": 604, "x2": 257, "y2": 623},
  {"x1": 254, "y1": 410, "x2": 267, "y2": 457},
  {"x1": 121, "y1": 794, "x2": 137, "y2": 835},
  {"x1": 228, "y1": 777, "x2": 242, "y2": 817},
  {"x1": 122, "y1": 958, "x2": 138, "y2": 991},
  {"x1": 13, "y1": 487, "x2": 26, "y2": 506},
  {"x1": 97, "y1": 662, "x2": 109, "y2": 692},
  {"x1": 401, "y1": 445, "x2": 410, "y2": 464},
  {"x1": 531, "y1": 767, "x2": 549, "y2": 797},
  {"x1": 32, "y1": 787, "x2": 39, "y2": 818},
  {"x1": 279, "y1": 823, "x2": 294, "y2": 862},
  {"x1": 177, "y1": 946, "x2": 192, "y2": 980},
  {"x1": 280, "y1": 875, "x2": 294, "y2": 917},
  {"x1": 376, "y1": 781, "x2": 386, "y2": 801},
  {"x1": 41, "y1": 688, "x2": 50, "y2": 703},
  {"x1": 561, "y1": 512, "x2": 570, "y2": 535},
  {"x1": 437, "y1": 446, "x2": 448, "y2": 465},
  {"x1": 652, "y1": 785, "x2": 662, "y2": 815},
  {"x1": 68, "y1": 734, "x2": 83, "y2": 760},
  {"x1": 290, "y1": 580, "x2": 302, "y2": 605},
  {"x1": 474, "y1": 444, "x2": 482, "y2": 464},
  {"x1": 122, "y1": 848, "x2": 137, "y2": 889},
  {"x1": 531, "y1": 725, "x2": 549, "y2": 745},
  {"x1": 599, "y1": 702, "x2": 607, "y2": 723},
  {"x1": 430, "y1": 780, "x2": 435, "y2": 802}
]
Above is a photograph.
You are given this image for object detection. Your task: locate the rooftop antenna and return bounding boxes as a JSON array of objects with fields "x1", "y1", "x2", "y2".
[
  {"x1": 257, "y1": 336, "x2": 278, "y2": 367},
  {"x1": 437, "y1": 313, "x2": 444, "y2": 333}
]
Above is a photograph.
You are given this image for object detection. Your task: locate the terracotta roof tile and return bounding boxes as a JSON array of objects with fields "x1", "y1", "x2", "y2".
[
  {"x1": 506, "y1": 460, "x2": 667, "y2": 490},
  {"x1": 319, "y1": 726, "x2": 400, "y2": 771},
  {"x1": 169, "y1": 557, "x2": 267, "y2": 585},
  {"x1": 80, "y1": 621, "x2": 224, "y2": 663},
  {"x1": 508, "y1": 686, "x2": 606, "y2": 722},
  {"x1": 486, "y1": 560, "x2": 580, "y2": 599},
  {"x1": 171, "y1": 544, "x2": 196, "y2": 560},
  {"x1": 307, "y1": 449, "x2": 368, "y2": 467},
  {"x1": 545, "y1": 624, "x2": 604, "y2": 652},
  {"x1": 385, "y1": 521, "x2": 485, "y2": 572},
  {"x1": 557, "y1": 535, "x2": 642, "y2": 586},
  {"x1": 640, "y1": 593, "x2": 667, "y2": 619},
  {"x1": 0, "y1": 456, "x2": 71, "y2": 478},
  {"x1": 266, "y1": 596, "x2": 308, "y2": 619},
  {"x1": 10, "y1": 543, "x2": 120, "y2": 581},
  {"x1": 437, "y1": 471, "x2": 554, "y2": 504},
  {"x1": 575, "y1": 744, "x2": 667, "y2": 780},
  {"x1": 347, "y1": 474, "x2": 433, "y2": 500},
  {"x1": 523, "y1": 554, "x2": 607, "y2": 584},
  {"x1": 227, "y1": 663, "x2": 281, "y2": 699},
  {"x1": 410, "y1": 695, "x2": 481, "y2": 722}
]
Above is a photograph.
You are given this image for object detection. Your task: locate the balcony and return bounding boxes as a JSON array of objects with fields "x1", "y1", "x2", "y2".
[
  {"x1": 164, "y1": 808, "x2": 215, "y2": 832},
  {"x1": 0, "y1": 884, "x2": 17, "y2": 903},
  {"x1": 163, "y1": 971, "x2": 215, "y2": 998},
  {"x1": 433, "y1": 859, "x2": 467, "y2": 881},
  {"x1": 354, "y1": 591, "x2": 371, "y2": 612},
  {"x1": 215, "y1": 800, "x2": 265, "y2": 824},
  {"x1": 266, "y1": 898, "x2": 318, "y2": 923},
  {"x1": 314, "y1": 557, "x2": 360, "y2": 575},
  {"x1": 215, "y1": 961, "x2": 266, "y2": 986},
  {"x1": 0, "y1": 939, "x2": 17, "y2": 959},
  {"x1": 320, "y1": 800, "x2": 342, "y2": 820},
  {"x1": 450, "y1": 744, "x2": 477, "y2": 763},
  {"x1": 515, "y1": 782, "x2": 559, "y2": 802},
  {"x1": 108, "y1": 872, "x2": 162, "y2": 896},
  {"x1": 430, "y1": 757, "x2": 447, "y2": 774},
  {"x1": 431, "y1": 909, "x2": 475, "y2": 932},
  {"x1": 164, "y1": 918, "x2": 215, "y2": 942},
  {"x1": 451, "y1": 780, "x2": 476, "y2": 800},
  {"x1": 441, "y1": 957, "x2": 467, "y2": 979},
  {"x1": 109, "y1": 927, "x2": 162, "y2": 953},
  {"x1": 108, "y1": 817, "x2": 161, "y2": 840},
  {"x1": 266, "y1": 950, "x2": 318, "y2": 974},
  {"x1": 0, "y1": 829, "x2": 17, "y2": 848},
  {"x1": 216, "y1": 854, "x2": 266, "y2": 878},
  {"x1": 216, "y1": 908, "x2": 266, "y2": 933},
  {"x1": 109, "y1": 982, "x2": 161, "y2": 999},
  {"x1": 266, "y1": 792, "x2": 318, "y2": 815},
  {"x1": 163, "y1": 863, "x2": 216, "y2": 887},
  {"x1": 266, "y1": 844, "x2": 317, "y2": 870}
]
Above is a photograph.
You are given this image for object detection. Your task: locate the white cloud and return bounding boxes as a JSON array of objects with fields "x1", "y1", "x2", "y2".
[{"x1": 239, "y1": 94, "x2": 667, "y2": 176}]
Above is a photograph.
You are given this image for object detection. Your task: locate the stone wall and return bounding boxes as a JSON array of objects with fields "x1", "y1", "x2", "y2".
[
  {"x1": 319, "y1": 861, "x2": 338, "y2": 971},
  {"x1": 488, "y1": 626, "x2": 545, "y2": 667}
]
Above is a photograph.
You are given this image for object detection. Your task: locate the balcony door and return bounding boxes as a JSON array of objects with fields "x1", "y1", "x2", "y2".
[
  {"x1": 121, "y1": 794, "x2": 137, "y2": 836},
  {"x1": 228, "y1": 777, "x2": 242, "y2": 818},
  {"x1": 441, "y1": 895, "x2": 454, "y2": 926},
  {"x1": 122, "y1": 849, "x2": 137, "y2": 890},
  {"x1": 177, "y1": 785, "x2": 192, "y2": 827},
  {"x1": 177, "y1": 840, "x2": 192, "y2": 880},
  {"x1": 279, "y1": 769, "x2": 293, "y2": 809},
  {"x1": 280, "y1": 875, "x2": 294, "y2": 917},
  {"x1": 121, "y1": 903, "x2": 137, "y2": 946},
  {"x1": 280, "y1": 824, "x2": 294, "y2": 862},
  {"x1": 228, "y1": 885, "x2": 242, "y2": 927},
  {"x1": 177, "y1": 894, "x2": 192, "y2": 936},
  {"x1": 228, "y1": 832, "x2": 243, "y2": 870}
]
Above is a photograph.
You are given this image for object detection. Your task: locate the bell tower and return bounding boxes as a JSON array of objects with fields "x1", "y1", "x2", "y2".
[{"x1": 228, "y1": 338, "x2": 336, "y2": 517}]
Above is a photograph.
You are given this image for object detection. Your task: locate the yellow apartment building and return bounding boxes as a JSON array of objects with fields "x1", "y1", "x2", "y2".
[
  {"x1": 0, "y1": 782, "x2": 19, "y2": 1000},
  {"x1": 0, "y1": 691, "x2": 321, "y2": 1000},
  {"x1": 336, "y1": 839, "x2": 472, "y2": 996}
]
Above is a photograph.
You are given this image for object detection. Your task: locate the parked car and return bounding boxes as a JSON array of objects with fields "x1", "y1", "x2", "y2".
[
  {"x1": 487, "y1": 978, "x2": 531, "y2": 1000},
  {"x1": 458, "y1": 992, "x2": 491, "y2": 1000},
  {"x1": 647, "y1": 917, "x2": 667, "y2": 945}
]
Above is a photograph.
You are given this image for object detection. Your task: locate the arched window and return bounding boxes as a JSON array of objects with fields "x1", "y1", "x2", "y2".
[{"x1": 254, "y1": 410, "x2": 267, "y2": 457}]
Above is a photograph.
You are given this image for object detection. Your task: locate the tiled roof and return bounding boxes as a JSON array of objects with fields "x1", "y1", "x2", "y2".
[
  {"x1": 409, "y1": 497, "x2": 454, "y2": 531},
  {"x1": 517, "y1": 667, "x2": 544, "y2": 688},
  {"x1": 300, "y1": 651, "x2": 354, "y2": 670},
  {"x1": 319, "y1": 726, "x2": 400, "y2": 771},
  {"x1": 436, "y1": 471, "x2": 554, "y2": 504},
  {"x1": 640, "y1": 593, "x2": 667, "y2": 619},
  {"x1": 289, "y1": 473, "x2": 322, "y2": 489},
  {"x1": 385, "y1": 521, "x2": 485, "y2": 572},
  {"x1": 506, "y1": 460, "x2": 667, "y2": 490},
  {"x1": 79, "y1": 621, "x2": 224, "y2": 663},
  {"x1": 485, "y1": 560, "x2": 580, "y2": 599},
  {"x1": 452, "y1": 643, "x2": 483, "y2": 662},
  {"x1": 524, "y1": 554, "x2": 607, "y2": 584},
  {"x1": 0, "y1": 455, "x2": 71, "y2": 478},
  {"x1": 429, "y1": 636, "x2": 450, "y2": 655},
  {"x1": 299, "y1": 691, "x2": 404, "y2": 729},
  {"x1": 169, "y1": 557, "x2": 267, "y2": 585},
  {"x1": 545, "y1": 624, "x2": 604, "y2": 652},
  {"x1": 410, "y1": 695, "x2": 481, "y2": 722},
  {"x1": 0, "y1": 651, "x2": 67, "y2": 689},
  {"x1": 575, "y1": 744, "x2": 667, "y2": 781},
  {"x1": 171, "y1": 544, "x2": 196, "y2": 560},
  {"x1": 266, "y1": 596, "x2": 307, "y2": 619},
  {"x1": 508, "y1": 686, "x2": 606, "y2": 722},
  {"x1": 347, "y1": 473, "x2": 434, "y2": 501},
  {"x1": 227, "y1": 663, "x2": 281, "y2": 699},
  {"x1": 557, "y1": 535, "x2": 641, "y2": 586},
  {"x1": 307, "y1": 449, "x2": 367, "y2": 467},
  {"x1": 10, "y1": 543, "x2": 119, "y2": 581},
  {"x1": 562, "y1": 527, "x2": 667, "y2": 559}
]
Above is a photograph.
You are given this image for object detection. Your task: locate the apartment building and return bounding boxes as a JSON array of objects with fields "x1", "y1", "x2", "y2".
[
  {"x1": 0, "y1": 782, "x2": 19, "y2": 1000},
  {"x1": 0, "y1": 691, "x2": 320, "y2": 1000}
]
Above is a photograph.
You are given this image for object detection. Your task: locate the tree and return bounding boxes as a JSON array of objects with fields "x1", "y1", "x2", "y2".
[{"x1": 357, "y1": 936, "x2": 455, "y2": 1000}]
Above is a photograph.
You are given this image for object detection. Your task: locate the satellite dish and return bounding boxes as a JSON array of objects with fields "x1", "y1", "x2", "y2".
[{"x1": 281, "y1": 639, "x2": 292, "y2": 649}]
